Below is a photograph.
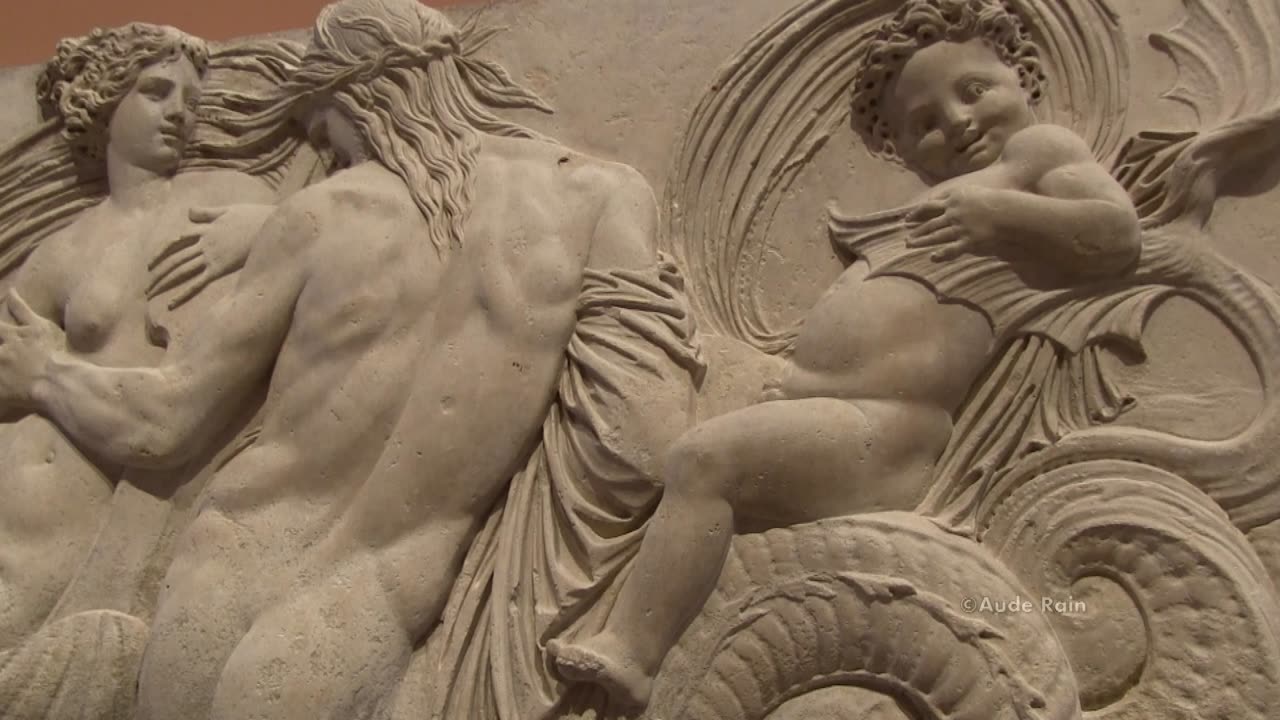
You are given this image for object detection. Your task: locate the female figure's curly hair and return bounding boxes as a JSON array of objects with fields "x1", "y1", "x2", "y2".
[
  {"x1": 36, "y1": 23, "x2": 209, "y2": 161},
  {"x1": 851, "y1": 0, "x2": 1045, "y2": 161}
]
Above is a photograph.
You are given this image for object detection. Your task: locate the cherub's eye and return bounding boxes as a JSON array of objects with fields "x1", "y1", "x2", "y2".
[
  {"x1": 963, "y1": 81, "x2": 989, "y2": 102},
  {"x1": 914, "y1": 114, "x2": 937, "y2": 136}
]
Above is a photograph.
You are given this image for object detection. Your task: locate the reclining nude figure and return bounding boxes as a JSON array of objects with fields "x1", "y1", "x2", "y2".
[
  {"x1": 0, "y1": 24, "x2": 276, "y2": 648},
  {"x1": 549, "y1": 0, "x2": 1143, "y2": 708},
  {"x1": 0, "y1": 1, "x2": 699, "y2": 718}
]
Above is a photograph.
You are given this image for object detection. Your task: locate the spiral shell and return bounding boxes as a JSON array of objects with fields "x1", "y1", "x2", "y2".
[
  {"x1": 0, "y1": 610, "x2": 148, "y2": 720},
  {"x1": 981, "y1": 460, "x2": 1280, "y2": 719}
]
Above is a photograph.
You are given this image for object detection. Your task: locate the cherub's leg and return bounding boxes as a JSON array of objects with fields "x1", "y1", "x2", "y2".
[
  {"x1": 210, "y1": 556, "x2": 412, "y2": 720},
  {"x1": 550, "y1": 396, "x2": 945, "y2": 709}
]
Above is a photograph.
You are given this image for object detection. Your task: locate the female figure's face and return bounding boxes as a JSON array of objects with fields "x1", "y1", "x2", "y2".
[
  {"x1": 107, "y1": 53, "x2": 202, "y2": 174},
  {"x1": 885, "y1": 39, "x2": 1036, "y2": 183}
]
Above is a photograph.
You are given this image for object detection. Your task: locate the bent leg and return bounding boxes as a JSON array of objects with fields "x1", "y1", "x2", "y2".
[
  {"x1": 210, "y1": 557, "x2": 412, "y2": 720},
  {"x1": 551, "y1": 396, "x2": 947, "y2": 708}
]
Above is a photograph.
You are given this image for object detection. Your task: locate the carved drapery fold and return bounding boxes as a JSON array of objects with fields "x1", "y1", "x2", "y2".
[{"x1": 396, "y1": 258, "x2": 704, "y2": 720}]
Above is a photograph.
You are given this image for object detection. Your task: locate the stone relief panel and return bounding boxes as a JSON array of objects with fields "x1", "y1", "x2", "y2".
[{"x1": 0, "y1": 0, "x2": 1276, "y2": 719}]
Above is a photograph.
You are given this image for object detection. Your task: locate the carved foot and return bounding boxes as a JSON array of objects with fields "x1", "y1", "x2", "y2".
[{"x1": 547, "y1": 634, "x2": 654, "y2": 710}]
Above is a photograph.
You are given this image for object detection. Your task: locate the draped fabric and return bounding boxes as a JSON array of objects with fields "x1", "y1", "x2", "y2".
[
  {"x1": 828, "y1": 207, "x2": 1169, "y2": 355},
  {"x1": 401, "y1": 256, "x2": 705, "y2": 720}
]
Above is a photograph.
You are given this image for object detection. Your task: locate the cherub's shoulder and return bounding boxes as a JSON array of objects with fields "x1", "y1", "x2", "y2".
[{"x1": 1003, "y1": 123, "x2": 1096, "y2": 171}]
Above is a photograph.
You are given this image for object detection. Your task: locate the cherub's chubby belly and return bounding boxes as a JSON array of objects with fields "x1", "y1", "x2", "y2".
[{"x1": 778, "y1": 263, "x2": 993, "y2": 411}]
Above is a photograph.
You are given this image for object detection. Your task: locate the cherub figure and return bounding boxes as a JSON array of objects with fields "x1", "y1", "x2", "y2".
[{"x1": 549, "y1": 0, "x2": 1141, "y2": 709}]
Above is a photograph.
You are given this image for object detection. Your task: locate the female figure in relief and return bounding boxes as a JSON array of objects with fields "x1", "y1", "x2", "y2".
[{"x1": 0, "y1": 23, "x2": 280, "y2": 646}]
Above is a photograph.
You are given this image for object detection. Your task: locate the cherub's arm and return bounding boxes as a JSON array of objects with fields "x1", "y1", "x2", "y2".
[
  {"x1": 910, "y1": 125, "x2": 1140, "y2": 280},
  {"x1": 0, "y1": 195, "x2": 318, "y2": 468},
  {"x1": 988, "y1": 124, "x2": 1140, "y2": 276}
]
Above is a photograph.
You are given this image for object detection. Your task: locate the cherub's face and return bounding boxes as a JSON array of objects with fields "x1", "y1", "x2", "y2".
[{"x1": 885, "y1": 39, "x2": 1035, "y2": 182}]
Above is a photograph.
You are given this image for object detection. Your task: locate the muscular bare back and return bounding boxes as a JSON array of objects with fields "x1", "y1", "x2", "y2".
[
  {"x1": 122, "y1": 133, "x2": 665, "y2": 720},
  {"x1": 316, "y1": 136, "x2": 655, "y2": 629},
  {"x1": 195, "y1": 135, "x2": 637, "y2": 561}
]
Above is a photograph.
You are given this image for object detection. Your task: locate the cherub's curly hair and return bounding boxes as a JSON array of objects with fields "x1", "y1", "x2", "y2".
[
  {"x1": 36, "y1": 23, "x2": 209, "y2": 161},
  {"x1": 851, "y1": 0, "x2": 1045, "y2": 161}
]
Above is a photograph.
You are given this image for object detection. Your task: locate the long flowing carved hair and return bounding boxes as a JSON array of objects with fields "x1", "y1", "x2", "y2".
[
  {"x1": 0, "y1": 24, "x2": 310, "y2": 278},
  {"x1": 229, "y1": 0, "x2": 553, "y2": 255}
]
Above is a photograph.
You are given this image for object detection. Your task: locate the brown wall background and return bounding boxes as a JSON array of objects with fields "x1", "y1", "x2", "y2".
[{"x1": 1, "y1": 0, "x2": 477, "y2": 68}]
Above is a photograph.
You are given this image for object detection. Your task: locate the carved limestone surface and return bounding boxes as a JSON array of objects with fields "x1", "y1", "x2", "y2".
[{"x1": 0, "y1": 0, "x2": 1277, "y2": 719}]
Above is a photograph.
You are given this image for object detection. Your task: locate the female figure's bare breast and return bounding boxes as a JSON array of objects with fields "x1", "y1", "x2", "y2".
[
  {"x1": 0, "y1": 201, "x2": 172, "y2": 641},
  {"x1": 58, "y1": 204, "x2": 175, "y2": 364}
]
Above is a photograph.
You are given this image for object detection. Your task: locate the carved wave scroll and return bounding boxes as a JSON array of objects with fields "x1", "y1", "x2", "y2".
[{"x1": 982, "y1": 461, "x2": 1280, "y2": 719}]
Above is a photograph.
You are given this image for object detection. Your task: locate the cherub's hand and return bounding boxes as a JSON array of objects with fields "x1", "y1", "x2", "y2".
[
  {"x1": 0, "y1": 289, "x2": 65, "y2": 409},
  {"x1": 148, "y1": 204, "x2": 272, "y2": 310},
  {"x1": 905, "y1": 186, "x2": 1002, "y2": 261}
]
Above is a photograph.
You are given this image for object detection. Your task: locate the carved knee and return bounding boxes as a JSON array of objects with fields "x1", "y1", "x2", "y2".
[{"x1": 662, "y1": 428, "x2": 734, "y2": 498}]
